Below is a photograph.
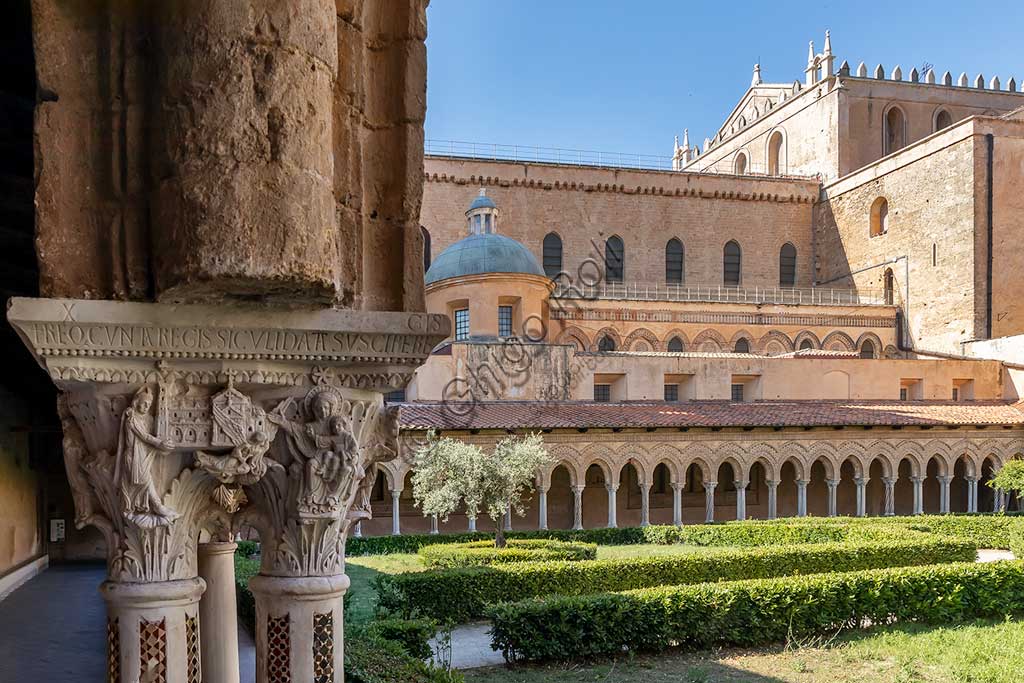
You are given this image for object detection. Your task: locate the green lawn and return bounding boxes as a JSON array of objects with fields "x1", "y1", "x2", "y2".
[{"x1": 463, "y1": 618, "x2": 1024, "y2": 683}]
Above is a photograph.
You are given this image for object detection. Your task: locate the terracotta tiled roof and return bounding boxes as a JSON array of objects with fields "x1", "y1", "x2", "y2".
[{"x1": 398, "y1": 400, "x2": 1024, "y2": 431}]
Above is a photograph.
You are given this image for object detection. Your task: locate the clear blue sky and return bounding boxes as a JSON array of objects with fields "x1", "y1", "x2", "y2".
[{"x1": 425, "y1": 1, "x2": 1024, "y2": 158}]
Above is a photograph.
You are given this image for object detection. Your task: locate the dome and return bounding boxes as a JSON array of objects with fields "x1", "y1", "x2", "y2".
[
  {"x1": 468, "y1": 193, "x2": 497, "y2": 211},
  {"x1": 425, "y1": 233, "x2": 545, "y2": 285}
]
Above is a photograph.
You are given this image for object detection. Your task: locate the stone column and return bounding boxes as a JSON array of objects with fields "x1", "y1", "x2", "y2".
[
  {"x1": 938, "y1": 475, "x2": 952, "y2": 513},
  {"x1": 703, "y1": 481, "x2": 717, "y2": 523},
  {"x1": 796, "y1": 479, "x2": 808, "y2": 517},
  {"x1": 640, "y1": 482, "x2": 651, "y2": 527},
  {"x1": 429, "y1": 515, "x2": 439, "y2": 535},
  {"x1": 538, "y1": 487, "x2": 549, "y2": 530},
  {"x1": 882, "y1": 477, "x2": 896, "y2": 516},
  {"x1": 911, "y1": 476, "x2": 925, "y2": 515},
  {"x1": 995, "y1": 489, "x2": 1006, "y2": 513},
  {"x1": 572, "y1": 485, "x2": 585, "y2": 530},
  {"x1": 766, "y1": 479, "x2": 779, "y2": 520},
  {"x1": 250, "y1": 574, "x2": 349, "y2": 683},
  {"x1": 606, "y1": 484, "x2": 619, "y2": 528},
  {"x1": 855, "y1": 477, "x2": 867, "y2": 517},
  {"x1": 391, "y1": 490, "x2": 402, "y2": 535},
  {"x1": 826, "y1": 479, "x2": 839, "y2": 517},
  {"x1": 671, "y1": 482, "x2": 683, "y2": 526},
  {"x1": 353, "y1": 522, "x2": 362, "y2": 538},
  {"x1": 101, "y1": 577, "x2": 206, "y2": 683},
  {"x1": 467, "y1": 516, "x2": 477, "y2": 532},
  {"x1": 198, "y1": 542, "x2": 240, "y2": 683},
  {"x1": 734, "y1": 480, "x2": 748, "y2": 521},
  {"x1": 966, "y1": 476, "x2": 979, "y2": 513}
]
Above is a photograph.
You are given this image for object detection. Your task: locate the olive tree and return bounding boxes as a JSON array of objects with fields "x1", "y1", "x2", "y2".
[
  {"x1": 988, "y1": 459, "x2": 1024, "y2": 505},
  {"x1": 411, "y1": 432, "x2": 551, "y2": 548}
]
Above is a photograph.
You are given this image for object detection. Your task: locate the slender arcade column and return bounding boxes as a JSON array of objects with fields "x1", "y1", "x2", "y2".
[
  {"x1": 391, "y1": 491, "x2": 402, "y2": 535},
  {"x1": 640, "y1": 482, "x2": 651, "y2": 527},
  {"x1": 538, "y1": 487, "x2": 549, "y2": 530},
  {"x1": 606, "y1": 484, "x2": 619, "y2": 528},
  {"x1": 855, "y1": 477, "x2": 868, "y2": 517},
  {"x1": 198, "y1": 542, "x2": 240, "y2": 683},
  {"x1": 766, "y1": 479, "x2": 779, "y2": 520},
  {"x1": 938, "y1": 475, "x2": 952, "y2": 513},
  {"x1": 911, "y1": 476, "x2": 925, "y2": 515},
  {"x1": 826, "y1": 479, "x2": 839, "y2": 517},
  {"x1": 735, "y1": 480, "x2": 748, "y2": 521},
  {"x1": 671, "y1": 482, "x2": 684, "y2": 526},
  {"x1": 467, "y1": 516, "x2": 477, "y2": 532},
  {"x1": 882, "y1": 477, "x2": 896, "y2": 516},
  {"x1": 796, "y1": 479, "x2": 808, "y2": 517},
  {"x1": 572, "y1": 485, "x2": 585, "y2": 530},
  {"x1": 967, "y1": 476, "x2": 979, "y2": 513},
  {"x1": 703, "y1": 481, "x2": 717, "y2": 523},
  {"x1": 430, "y1": 515, "x2": 439, "y2": 535}
]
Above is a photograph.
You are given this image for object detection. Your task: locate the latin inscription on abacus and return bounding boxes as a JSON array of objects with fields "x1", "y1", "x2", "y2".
[{"x1": 29, "y1": 324, "x2": 436, "y2": 357}]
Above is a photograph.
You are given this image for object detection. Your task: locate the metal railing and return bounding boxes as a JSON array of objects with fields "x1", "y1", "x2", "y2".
[
  {"x1": 551, "y1": 282, "x2": 890, "y2": 307},
  {"x1": 425, "y1": 139, "x2": 676, "y2": 171}
]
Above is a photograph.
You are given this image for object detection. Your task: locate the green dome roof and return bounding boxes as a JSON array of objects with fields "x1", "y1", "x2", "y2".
[{"x1": 425, "y1": 233, "x2": 545, "y2": 285}]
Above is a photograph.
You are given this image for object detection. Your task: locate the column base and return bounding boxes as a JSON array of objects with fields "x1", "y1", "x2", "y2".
[
  {"x1": 101, "y1": 577, "x2": 206, "y2": 683},
  {"x1": 250, "y1": 574, "x2": 350, "y2": 683}
]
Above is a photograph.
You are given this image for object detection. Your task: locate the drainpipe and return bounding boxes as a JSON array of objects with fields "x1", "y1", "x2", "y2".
[{"x1": 985, "y1": 133, "x2": 994, "y2": 339}]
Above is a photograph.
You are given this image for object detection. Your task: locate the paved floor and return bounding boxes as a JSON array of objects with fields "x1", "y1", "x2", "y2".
[
  {"x1": 2, "y1": 550, "x2": 1017, "y2": 678},
  {"x1": 0, "y1": 563, "x2": 257, "y2": 682}
]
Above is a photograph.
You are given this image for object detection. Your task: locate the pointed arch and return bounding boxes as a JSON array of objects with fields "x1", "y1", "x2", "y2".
[
  {"x1": 663, "y1": 330, "x2": 689, "y2": 353},
  {"x1": 733, "y1": 150, "x2": 749, "y2": 175},
  {"x1": 757, "y1": 330, "x2": 795, "y2": 355},
  {"x1": 693, "y1": 328, "x2": 728, "y2": 353},
  {"x1": 729, "y1": 330, "x2": 756, "y2": 354},
  {"x1": 883, "y1": 104, "x2": 907, "y2": 155},
  {"x1": 623, "y1": 327, "x2": 661, "y2": 352},
  {"x1": 822, "y1": 330, "x2": 857, "y2": 352},
  {"x1": 793, "y1": 330, "x2": 821, "y2": 351},
  {"x1": 555, "y1": 325, "x2": 590, "y2": 352},
  {"x1": 591, "y1": 327, "x2": 622, "y2": 353}
]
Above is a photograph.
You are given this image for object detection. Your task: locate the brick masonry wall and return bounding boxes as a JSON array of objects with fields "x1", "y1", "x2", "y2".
[{"x1": 422, "y1": 158, "x2": 818, "y2": 292}]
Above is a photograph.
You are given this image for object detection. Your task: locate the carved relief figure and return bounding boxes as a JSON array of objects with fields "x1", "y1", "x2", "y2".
[
  {"x1": 58, "y1": 395, "x2": 97, "y2": 528},
  {"x1": 114, "y1": 386, "x2": 179, "y2": 528},
  {"x1": 350, "y1": 405, "x2": 400, "y2": 522}
]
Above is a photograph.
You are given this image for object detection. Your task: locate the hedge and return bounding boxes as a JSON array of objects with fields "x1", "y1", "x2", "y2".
[
  {"x1": 376, "y1": 537, "x2": 975, "y2": 623},
  {"x1": 363, "y1": 618, "x2": 437, "y2": 660},
  {"x1": 419, "y1": 539, "x2": 597, "y2": 568},
  {"x1": 348, "y1": 514, "x2": 1024, "y2": 556},
  {"x1": 1011, "y1": 527, "x2": 1024, "y2": 559},
  {"x1": 488, "y1": 560, "x2": 1024, "y2": 663}
]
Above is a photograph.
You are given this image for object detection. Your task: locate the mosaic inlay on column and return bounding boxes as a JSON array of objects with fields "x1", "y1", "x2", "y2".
[
  {"x1": 139, "y1": 618, "x2": 167, "y2": 683},
  {"x1": 312, "y1": 612, "x2": 335, "y2": 683},
  {"x1": 267, "y1": 614, "x2": 292, "y2": 683}
]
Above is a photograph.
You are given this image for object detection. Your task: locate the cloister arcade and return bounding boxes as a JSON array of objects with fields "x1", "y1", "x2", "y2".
[{"x1": 356, "y1": 434, "x2": 1024, "y2": 536}]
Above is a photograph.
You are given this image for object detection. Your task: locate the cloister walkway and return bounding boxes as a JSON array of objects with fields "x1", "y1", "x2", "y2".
[{"x1": 0, "y1": 563, "x2": 256, "y2": 682}]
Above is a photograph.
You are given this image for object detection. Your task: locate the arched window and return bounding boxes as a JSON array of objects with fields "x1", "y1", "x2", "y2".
[
  {"x1": 934, "y1": 109, "x2": 953, "y2": 132},
  {"x1": 543, "y1": 232, "x2": 563, "y2": 278},
  {"x1": 667, "y1": 336, "x2": 684, "y2": 352},
  {"x1": 767, "y1": 131, "x2": 784, "y2": 175},
  {"x1": 723, "y1": 240, "x2": 742, "y2": 286},
  {"x1": 884, "y1": 106, "x2": 907, "y2": 155},
  {"x1": 420, "y1": 226, "x2": 431, "y2": 272},
  {"x1": 799, "y1": 339, "x2": 814, "y2": 350},
  {"x1": 870, "y1": 197, "x2": 889, "y2": 237},
  {"x1": 598, "y1": 335, "x2": 616, "y2": 352},
  {"x1": 734, "y1": 338, "x2": 751, "y2": 353},
  {"x1": 884, "y1": 268, "x2": 895, "y2": 305},
  {"x1": 665, "y1": 238, "x2": 684, "y2": 285},
  {"x1": 605, "y1": 235, "x2": 624, "y2": 284},
  {"x1": 734, "y1": 151, "x2": 748, "y2": 175},
  {"x1": 779, "y1": 243, "x2": 797, "y2": 286},
  {"x1": 860, "y1": 340, "x2": 876, "y2": 359}
]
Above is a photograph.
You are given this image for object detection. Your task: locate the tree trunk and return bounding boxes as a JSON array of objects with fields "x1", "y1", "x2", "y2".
[{"x1": 495, "y1": 518, "x2": 506, "y2": 548}]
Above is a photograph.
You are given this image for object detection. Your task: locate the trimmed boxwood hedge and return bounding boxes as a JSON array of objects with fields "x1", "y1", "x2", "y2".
[
  {"x1": 347, "y1": 514, "x2": 1024, "y2": 556},
  {"x1": 376, "y1": 537, "x2": 975, "y2": 623},
  {"x1": 419, "y1": 539, "x2": 597, "y2": 568},
  {"x1": 488, "y1": 560, "x2": 1024, "y2": 662}
]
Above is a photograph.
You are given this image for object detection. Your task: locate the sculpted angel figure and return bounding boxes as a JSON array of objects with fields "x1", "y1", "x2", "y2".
[
  {"x1": 196, "y1": 431, "x2": 279, "y2": 486},
  {"x1": 114, "y1": 386, "x2": 179, "y2": 528}
]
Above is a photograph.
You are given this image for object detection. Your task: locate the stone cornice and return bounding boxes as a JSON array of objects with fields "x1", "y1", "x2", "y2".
[
  {"x1": 7, "y1": 298, "x2": 450, "y2": 381},
  {"x1": 424, "y1": 169, "x2": 818, "y2": 204}
]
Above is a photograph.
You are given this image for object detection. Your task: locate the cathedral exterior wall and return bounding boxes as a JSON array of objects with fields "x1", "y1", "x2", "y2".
[
  {"x1": 816, "y1": 121, "x2": 982, "y2": 353},
  {"x1": 422, "y1": 158, "x2": 818, "y2": 291}
]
